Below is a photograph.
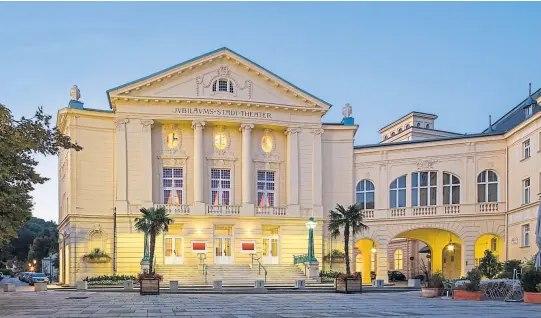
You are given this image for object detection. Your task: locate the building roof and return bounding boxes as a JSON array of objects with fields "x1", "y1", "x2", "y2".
[
  {"x1": 484, "y1": 87, "x2": 541, "y2": 133},
  {"x1": 106, "y1": 47, "x2": 332, "y2": 109},
  {"x1": 378, "y1": 111, "x2": 438, "y2": 133}
]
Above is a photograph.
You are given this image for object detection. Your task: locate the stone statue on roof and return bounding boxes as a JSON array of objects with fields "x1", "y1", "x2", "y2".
[
  {"x1": 342, "y1": 103, "x2": 352, "y2": 118},
  {"x1": 70, "y1": 85, "x2": 81, "y2": 101}
]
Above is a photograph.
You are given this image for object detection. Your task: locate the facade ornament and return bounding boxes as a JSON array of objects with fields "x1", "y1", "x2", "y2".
[
  {"x1": 218, "y1": 65, "x2": 230, "y2": 76},
  {"x1": 285, "y1": 127, "x2": 301, "y2": 135},
  {"x1": 239, "y1": 123, "x2": 254, "y2": 132},
  {"x1": 342, "y1": 103, "x2": 352, "y2": 118},
  {"x1": 416, "y1": 159, "x2": 439, "y2": 169},
  {"x1": 140, "y1": 119, "x2": 154, "y2": 132},
  {"x1": 312, "y1": 128, "x2": 324, "y2": 136},
  {"x1": 113, "y1": 118, "x2": 129, "y2": 131},
  {"x1": 191, "y1": 120, "x2": 206, "y2": 129},
  {"x1": 70, "y1": 85, "x2": 81, "y2": 101}
]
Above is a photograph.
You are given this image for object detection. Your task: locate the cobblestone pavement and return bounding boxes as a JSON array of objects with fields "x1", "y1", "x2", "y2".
[{"x1": 1, "y1": 290, "x2": 540, "y2": 317}]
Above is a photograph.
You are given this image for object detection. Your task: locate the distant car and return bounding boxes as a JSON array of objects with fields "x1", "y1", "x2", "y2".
[
  {"x1": 0, "y1": 272, "x2": 3, "y2": 281},
  {"x1": 388, "y1": 271, "x2": 407, "y2": 282},
  {"x1": 28, "y1": 273, "x2": 49, "y2": 286},
  {"x1": 22, "y1": 272, "x2": 33, "y2": 283}
]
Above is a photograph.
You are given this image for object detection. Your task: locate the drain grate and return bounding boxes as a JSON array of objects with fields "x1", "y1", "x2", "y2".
[{"x1": 66, "y1": 297, "x2": 88, "y2": 300}]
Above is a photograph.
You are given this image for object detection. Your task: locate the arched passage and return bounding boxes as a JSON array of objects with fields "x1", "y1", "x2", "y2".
[
  {"x1": 354, "y1": 238, "x2": 377, "y2": 284},
  {"x1": 474, "y1": 234, "x2": 503, "y2": 266}
]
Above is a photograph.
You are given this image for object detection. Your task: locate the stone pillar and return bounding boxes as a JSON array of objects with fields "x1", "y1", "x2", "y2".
[
  {"x1": 312, "y1": 129, "x2": 324, "y2": 217},
  {"x1": 462, "y1": 241, "x2": 475, "y2": 277},
  {"x1": 192, "y1": 121, "x2": 206, "y2": 212},
  {"x1": 140, "y1": 119, "x2": 154, "y2": 207},
  {"x1": 285, "y1": 128, "x2": 301, "y2": 216},
  {"x1": 240, "y1": 123, "x2": 254, "y2": 205},
  {"x1": 376, "y1": 246, "x2": 389, "y2": 284},
  {"x1": 114, "y1": 118, "x2": 129, "y2": 213}
]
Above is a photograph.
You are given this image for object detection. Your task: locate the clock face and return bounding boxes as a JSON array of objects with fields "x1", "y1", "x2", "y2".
[
  {"x1": 214, "y1": 133, "x2": 228, "y2": 150},
  {"x1": 166, "y1": 132, "x2": 179, "y2": 149},
  {"x1": 261, "y1": 135, "x2": 273, "y2": 153}
]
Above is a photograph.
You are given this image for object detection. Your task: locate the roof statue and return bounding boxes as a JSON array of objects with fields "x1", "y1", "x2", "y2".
[
  {"x1": 70, "y1": 85, "x2": 81, "y2": 101},
  {"x1": 343, "y1": 103, "x2": 352, "y2": 118}
]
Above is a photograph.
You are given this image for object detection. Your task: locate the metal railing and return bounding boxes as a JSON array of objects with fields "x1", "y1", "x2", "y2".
[
  {"x1": 293, "y1": 254, "x2": 309, "y2": 265},
  {"x1": 250, "y1": 254, "x2": 267, "y2": 282}
]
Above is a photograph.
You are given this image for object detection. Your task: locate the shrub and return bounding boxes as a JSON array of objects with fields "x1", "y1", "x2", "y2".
[
  {"x1": 337, "y1": 272, "x2": 360, "y2": 281},
  {"x1": 495, "y1": 259, "x2": 522, "y2": 279},
  {"x1": 319, "y1": 270, "x2": 342, "y2": 279},
  {"x1": 478, "y1": 250, "x2": 502, "y2": 279},
  {"x1": 427, "y1": 272, "x2": 444, "y2": 289},
  {"x1": 137, "y1": 272, "x2": 163, "y2": 282},
  {"x1": 537, "y1": 283, "x2": 541, "y2": 293},
  {"x1": 83, "y1": 274, "x2": 136, "y2": 285},
  {"x1": 82, "y1": 248, "x2": 111, "y2": 263},
  {"x1": 464, "y1": 268, "x2": 482, "y2": 292},
  {"x1": 521, "y1": 269, "x2": 541, "y2": 292}
]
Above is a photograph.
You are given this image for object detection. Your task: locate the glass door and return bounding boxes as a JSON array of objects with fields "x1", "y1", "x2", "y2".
[
  {"x1": 214, "y1": 237, "x2": 233, "y2": 264},
  {"x1": 164, "y1": 236, "x2": 183, "y2": 264},
  {"x1": 262, "y1": 236, "x2": 279, "y2": 264}
]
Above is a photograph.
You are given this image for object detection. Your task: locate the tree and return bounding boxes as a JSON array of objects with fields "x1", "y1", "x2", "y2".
[
  {"x1": 134, "y1": 207, "x2": 173, "y2": 274},
  {"x1": 0, "y1": 104, "x2": 81, "y2": 247},
  {"x1": 478, "y1": 250, "x2": 502, "y2": 279},
  {"x1": 328, "y1": 204, "x2": 368, "y2": 275},
  {"x1": 0, "y1": 217, "x2": 58, "y2": 263}
]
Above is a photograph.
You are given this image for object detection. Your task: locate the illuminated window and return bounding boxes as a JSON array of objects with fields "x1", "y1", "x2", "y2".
[
  {"x1": 261, "y1": 135, "x2": 273, "y2": 153},
  {"x1": 166, "y1": 132, "x2": 179, "y2": 149},
  {"x1": 163, "y1": 168, "x2": 183, "y2": 205},
  {"x1": 257, "y1": 171, "x2": 275, "y2": 210},
  {"x1": 214, "y1": 132, "x2": 228, "y2": 150},
  {"x1": 394, "y1": 249, "x2": 403, "y2": 270}
]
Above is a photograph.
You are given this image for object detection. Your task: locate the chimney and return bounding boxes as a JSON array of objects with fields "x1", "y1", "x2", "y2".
[{"x1": 488, "y1": 115, "x2": 492, "y2": 131}]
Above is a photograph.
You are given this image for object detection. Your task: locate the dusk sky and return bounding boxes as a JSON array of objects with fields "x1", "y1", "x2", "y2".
[{"x1": 1, "y1": 2, "x2": 540, "y2": 222}]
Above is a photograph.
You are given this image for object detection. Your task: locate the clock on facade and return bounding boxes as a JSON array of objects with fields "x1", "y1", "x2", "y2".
[
  {"x1": 261, "y1": 135, "x2": 273, "y2": 153},
  {"x1": 214, "y1": 132, "x2": 228, "y2": 150},
  {"x1": 166, "y1": 132, "x2": 179, "y2": 149}
]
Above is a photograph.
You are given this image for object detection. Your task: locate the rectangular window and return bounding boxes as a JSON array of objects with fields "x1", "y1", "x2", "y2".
[
  {"x1": 523, "y1": 139, "x2": 531, "y2": 159},
  {"x1": 525, "y1": 105, "x2": 533, "y2": 118},
  {"x1": 412, "y1": 172, "x2": 437, "y2": 206},
  {"x1": 210, "y1": 169, "x2": 231, "y2": 205},
  {"x1": 163, "y1": 168, "x2": 183, "y2": 204},
  {"x1": 257, "y1": 171, "x2": 275, "y2": 209},
  {"x1": 522, "y1": 224, "x2": 530, "y2": 247},
  {"x1": 523, "y1": 178, "x2": 531, "y2": 205}
]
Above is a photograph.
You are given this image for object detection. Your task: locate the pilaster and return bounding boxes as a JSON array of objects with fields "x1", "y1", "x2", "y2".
[
  {"x1": 114, "y1": 118, "x2": 129, "y2": 213},
  {"x1": 240, "y1": 123, "x2": 254, "y2": 206},
  {"x1": 140, "y1": 119, "x2": 154, "y2": 207},
  {"x1": 376, "y1": 246, "x2": 389, "y2": 283},
  {"x1": 312, "y1": 128, "x2": 324, "y2": 217},
  {"x1": 192, "y1": 121, "x2": 206, "y2": 210},
  {"x1": 285, "y1": 127, "x2": 301, "y2": 215}
]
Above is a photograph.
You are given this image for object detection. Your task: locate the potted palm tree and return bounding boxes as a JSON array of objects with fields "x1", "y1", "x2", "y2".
[
  {"x1": 134, "y1": 206, "x2": 173, "y2": 295},
  {"x1": 328, "y1": 203, "x2": 368, "y2": 293},
  {"x1": 453, "y1": 268, "x2": 485, "y2": 301}
]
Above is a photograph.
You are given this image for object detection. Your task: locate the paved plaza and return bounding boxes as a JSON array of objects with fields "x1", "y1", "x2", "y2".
[{"x1": 1, "y1": 289, "x2": 540, "y2": 318}]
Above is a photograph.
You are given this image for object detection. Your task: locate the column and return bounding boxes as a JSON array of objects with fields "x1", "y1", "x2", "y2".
[
  {"x1": 192, "y1": 121, "x2": 206, "y2": 208},
  {"x1": 312, "y1": 129, "x2": 324, "y2": 217},
  {"x1": 376, "y1": 246, "x2": 389, "y2": 283},
  {"x1": 114, "y1": 118, "x2": 129, "y2": 213},
  {"x1": 285, "y1": 128, "x2": 300, "y2": 216},
  {"x1": 240, "y1": 123, "x2": 254, "y2": 205},
  {"x1": 140, "y1": 119, "x2": 154, "y2": 207}
]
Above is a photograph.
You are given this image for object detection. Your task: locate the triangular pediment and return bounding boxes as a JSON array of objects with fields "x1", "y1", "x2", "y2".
[{"x1": 107, "y1": 48, "x2": 331, "y2": 111}]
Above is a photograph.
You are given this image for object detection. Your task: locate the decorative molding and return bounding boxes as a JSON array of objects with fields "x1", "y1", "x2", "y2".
[
  {"x1": 285, "y1": 127, "x2": 301, "y2": 135},
  {"x1": 140, "y1": 119, "x2": 154, "y2": 132},
  {"x1": 191, "y1": 120, "x2": 206, "y2": 129},
  {"x1": 207, "y1": 156, "x2": 236, "y2": 168},
  {"x1": 113, "y1": 118, "x2": 129, "y2": 131},
  {"x1": 196, "y1": 65, "x2": 253, "y2": 99},
  {"x1": 312, "y1": 128, "x2": 324, "y2": 136},
  {"x1": 416, "y1": 159, "x2": 439, "y2": 169},
  {"x1": 212, "y1": 125, "x2": 233, "y2": 156},
  {"x1": 162, "y1": 124, "x2": 184, "y2": 156},
  {"x1": 239, "y1": 123, "x2": 255, "y2": 132},
  {"x1": 254, "y1": 160, "x2": 281, "y2": 171},
  {"x1": 162, "y1": 157, "x2": 188, "y2": 167}
]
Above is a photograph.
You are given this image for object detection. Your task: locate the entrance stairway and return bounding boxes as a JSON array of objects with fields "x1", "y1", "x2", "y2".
[{"x1": 155, "y1": 264, "x2": 320, "y2": 286}]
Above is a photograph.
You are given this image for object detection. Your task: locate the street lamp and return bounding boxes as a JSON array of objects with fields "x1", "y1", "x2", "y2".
[
  {"x1": 371, "y1": 243, "x2": 377, "y2": 254},
  {"x1": 305, "y1": 217, "x2": 318, "y2": 262}
]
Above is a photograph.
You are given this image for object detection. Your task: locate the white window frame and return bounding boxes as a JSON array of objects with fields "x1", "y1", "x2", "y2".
[
  {"x1": 394, "y1": 249, "x2": 403, "y2": 270},
  {"x1": 356, "y1": 179, "x2": 375, "y2": 210},
  {"x1": 210, "y1": 168, "x2": 231, "y2": 206},
  {"x1": 390, "y1": 175, "x2": 407, "y2": 208},
  {"x1": 477, "y1": 170, "x2": 499, "y2": 203},
  {"x1": 523, "y1": 139, "x2": 531, "y2": 159},
  {"x1": 522, "y1": 224, "x2": 530, "y2": 247},
  {"x1": 523, "y1": 178, "x2": 531, "y2": 205},
  {"x1": 525, "y1": 105, "x2": 533, "y2": 118},
  {"x1": 257, "y1": 170, "x2": 276, "y2": 209},
  {"x1": 412, "y1": 171, "x2": 437, "y2": 207},
  {"x1": 443, "y1": 172, "x2": 461, "y2": 205},
  {"x1": 162, "y1": 168, "x2": 184, "y2": 205}
]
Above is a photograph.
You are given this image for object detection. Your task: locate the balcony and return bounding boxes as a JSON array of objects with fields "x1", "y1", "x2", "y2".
[
  {"x1": 207, "y1": 205, "x2": 241, "y2": 216},
  {"x1": 255, "y1": 206, "x2": 287, "y2": 216},
  {"x1": 154, "y1": 204, "x2": 190, "y2": 215}
]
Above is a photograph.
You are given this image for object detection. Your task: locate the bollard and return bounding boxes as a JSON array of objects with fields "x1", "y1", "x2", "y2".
[
  {"x1": 76, "y1": 281, "x2": 88, "y2": 290},
  {"x1": 213, "y1": 280, "x2": 223, "y2": 289},
  {"x1": 34, "y1": 282, "x2": 48, "y2": 291},
  {"x1": 373, "y1": 279, "x2": 384, "y2": 287},
  {"x1": 3, "y1": 284, "x2": 16, "y2": 292},
  {"x1": 408, "y1": 279, "x2": 421, "y2": 288},
  {"x1": 295, "y1": 280, "x2": 305, "y2": 289},
  {"x1": 123, "y1": 280, "x2": 133, "y2": 291},
  {"x1": 170, "y1": 280, "x2": 178, "y2": 292},
  {"x1": 254, "y1": 280, "x2": 265, "y2": 289}
]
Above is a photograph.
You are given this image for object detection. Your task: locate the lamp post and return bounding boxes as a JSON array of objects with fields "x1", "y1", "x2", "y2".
[
  {"x1": 305, "y1": 217, "x2": 318, "y2": 262},
  {"x1": 140, "y1": 231, "x2": 150, "y2": 273}
]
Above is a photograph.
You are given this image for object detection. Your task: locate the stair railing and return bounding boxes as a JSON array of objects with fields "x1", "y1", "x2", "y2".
[
  {"x1": 197, "y1": 253, "x2": 207, "y2": 281},
  {"x1": 250, "y1": 254, "x2": 267, "y2": 282}
]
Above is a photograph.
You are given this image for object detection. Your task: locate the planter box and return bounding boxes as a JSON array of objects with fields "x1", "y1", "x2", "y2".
[
  {"x1": 421, "y1": 288, "x2": 441, "y2": 298},
  {"x1": 140, "y1": 279, "x2": 160, "y2": 295},
  {"x1": 524, "y1": 292, "x2": 541, "y2": 304},
  {"x1": 336, "y1": 278, "x2": 362, "y2": 294},
  {"x1": 453, "y1": 290, "x2": 485, "y2": 301},
  {"x1": 34, "y1": 282, "x2": 47, "y2": 292}
]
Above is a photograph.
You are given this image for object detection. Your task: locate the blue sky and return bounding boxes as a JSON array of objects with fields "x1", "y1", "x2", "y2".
[{"x1": 1, "y1": 2, "x2": 539, "y2": 222}]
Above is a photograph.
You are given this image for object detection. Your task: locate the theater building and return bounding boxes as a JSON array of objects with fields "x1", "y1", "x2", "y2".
[{"x1": 57, "y1": 48, "x2": 541, "y2": 286}]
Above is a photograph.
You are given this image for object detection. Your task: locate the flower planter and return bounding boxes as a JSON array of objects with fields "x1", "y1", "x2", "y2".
[
  {"x1": 83, "y1": 257, "x2": 111, "y2": 264},
  {"x1": 524, "y1": 292, "x2": 541, "y2": 304},
  {"x1": 335, "y1": 278, "x2": 362, "y2": 294},
  {"x1": 140, "y1": 278, "x2": 160, "y2": 295},
  {"x1": 421, "y1": 288, "x2": 441, "y2": 298},
  {"x1": 453, "y1": 290, "x2": 485, "y2": 301}
]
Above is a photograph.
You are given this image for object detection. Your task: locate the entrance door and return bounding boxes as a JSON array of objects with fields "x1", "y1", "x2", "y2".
[
  {"x1": 164, "y1": 236, "x2": 183, "y2": 264},
  {"x1": 215, "y1": 237, "x2": 233, "y2": 264},
  {"x1": 263, "y1": 236, "x2": 279, "y2": 264}
]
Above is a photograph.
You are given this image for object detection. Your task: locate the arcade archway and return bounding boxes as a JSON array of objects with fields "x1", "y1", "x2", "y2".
[
  {"x1": 474, "y1": 234, "x2": 503, "y2": 266},
  {"x1": 354, "y1": 238, "x2": 378, "y2": 284}
]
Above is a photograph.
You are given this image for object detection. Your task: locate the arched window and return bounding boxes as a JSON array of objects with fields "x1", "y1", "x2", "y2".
[
  {"x1": 89, "y1": 231, "x2": 105, "y2": 252},
  {"x1": 477, "y1": 170, "x2": 498, "y2": 203},
  {"x1": 391, "y1": 131, "x2": 396, "y2": 136},
  {"x1": 212, "y1": 78, "x2": 234, "y2": 93},
  {"x1": 406, "y1": 124, "x2": 410, "y2": 129},
  {"x1": 394, "y1": 249, "x2": 403, "y2": 270},
  {"x1": 412, "y1": 171, "x2": 437, "y2": 206},
  {"x1": 416, "y1": 122, "x2": 421, "y2": 127},
  {"x1": 425, "y1": 124, "x2": 430, "y2": 129},
  {"x1": 390, "y1": 175, "x2": 406, "y2": 208},
  {"x1": 384, "y1": 135, "x2": 388, "y2": 140},
  {"x1": 398, "y1": 128, "x2": 403, "y2": 133},
  {"x1": 443, "y1": 172, "x2": 460, "y2": 205},
  {"x1": 356, "y1": 180, "x2": 375, "y2": 210}
]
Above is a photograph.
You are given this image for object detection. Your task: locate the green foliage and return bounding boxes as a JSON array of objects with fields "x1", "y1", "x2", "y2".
[
  {"x1": 536, "y1": 283, "x2": 541, "y2": 293},
  {"x1": 478, "y1": 250, "x2": 502, "y2": 279},
  {"x1": 521, "y1": 269, "x2": 541, "y2": 292},
  {"x1": 0, "y1": 104, "x2": 80, "y2": 247},
  {"x1": 324, "y1": 249, "x2": 346, "y2": 262},
  {"x1": 428, "y1": 272, "x2": 444, "y2": 289},
  {"x1": 495, "y1": 259, "x2": 523, "y2": 279},
  {"x1": 82, "y1": 249, "x2": 111, "y2": 262},
  {"x1": 320, "y1": 270, "x2": 343, "y2": 279},
  {"x1": 465, "y1": 268, "x2": 482, "y2": 292},
  {"x1": 327, "y1": 203, "x2": 368, "y2": 275},
  {"x1": 83, "y1": 274, "x2": 136, "y2": 285},
  {"x1": 134, "y1": 207, "x2": 174, "y2": 274}
]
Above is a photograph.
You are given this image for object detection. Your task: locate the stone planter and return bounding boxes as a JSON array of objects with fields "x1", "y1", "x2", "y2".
[
  {"x1": 34, "y1": 282, "x2": 48, "y2": 292},
  {"x1": 524, "y1": 292, "x2": 541, "y2": 304},
  {"x1": 335, "y1": 278, "x2": 362, "y2": 294},
  {"x1": 421, "y1": 288, "x2": 441, "y2": 298},
  {"x1": 453, "y1": 290, "x2": 485, "y2": 301},
  {"x1": 140, "y1": 279, "x2": 160, "y2": 295}
]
